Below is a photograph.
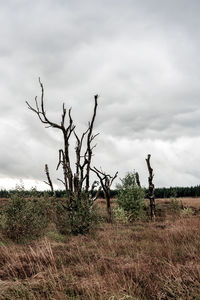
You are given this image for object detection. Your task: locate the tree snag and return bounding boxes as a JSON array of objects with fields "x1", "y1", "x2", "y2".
[
  {"x1": 145, "y1": 154, "x2": 155, "y2": 220},
  {"x1": 91, "y1": 167, "x2": 118, "y2": 222},
  {"x1": 135, "y1": 171, "x2": 141, "y2": 187},
  {"x1": 26, "y1": 79, "x2": 99, "y2": 206}
]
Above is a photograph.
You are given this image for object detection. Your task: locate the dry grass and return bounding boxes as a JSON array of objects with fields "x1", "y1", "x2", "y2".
[
  {"x1": 157, "y1": 197, "x2": 200, "y2": 209},
  {"x1": 1, "y1": 199, "x2": 200, "y2": 299}
]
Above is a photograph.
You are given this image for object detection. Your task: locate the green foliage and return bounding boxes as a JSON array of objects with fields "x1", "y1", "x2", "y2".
[
  {"x1": 54, "y1": 193, "x2": 101, "y2": 235},
  {"x1": 168, "y1": 197, "x2": 181, "y2": 214},
  {"x1": 53, "y1": 199, "x2": 71, "y2": 235},
  {"x1": 113, "y1": 207, "x2": 129, "y2": 223},
  {"x1": 117, "y1": 172, "x2": 145, "y2": 221},
  {"x1": 0, "y1": 195, "x2": 50, "y2": 242},
  {"x1": 154, "y1": 185, "x2": 200, "y2": 198},
  {"x1": 2, "y1": 185, "x2": 200, "y2": 200},
  {"x1": 181, "y1": 207, "x2": 194, "y2": 217}
]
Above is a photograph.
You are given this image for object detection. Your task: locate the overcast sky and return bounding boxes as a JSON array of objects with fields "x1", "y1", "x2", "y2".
[{"x1": 0, "y1": 0, "x2": 200, "y2": 190}]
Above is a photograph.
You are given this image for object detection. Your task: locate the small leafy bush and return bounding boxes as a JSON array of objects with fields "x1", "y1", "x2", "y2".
[
  {"x1": 168, "y1": 197, "x2": 181, "y2": 214},
  {"x1": 181, "y1": 207, "x2": 194, "y2": 217},
  {"x1": 117, "y1": 172, "x2": 145, "y2": 221},
  {"x1": 53, "y1": 199, "x2": 71, "y2": 235},
  {"x1": 113, "y1": 207, "x2": 129, "y2": 223},
  {"x1": 0, "y1": 195, "x2": 50, "y2": 242},
  {"x1": 54, "y1": 192, "x2": 101, "y2": 235}
]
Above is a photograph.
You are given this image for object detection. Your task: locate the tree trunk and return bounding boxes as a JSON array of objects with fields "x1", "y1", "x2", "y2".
[
  {"x1": 105, "y1": 191, "x2": 112, "y2": 223},
  {"x1": 145, "y1": 154, "x2": 156, "y2": 220}
]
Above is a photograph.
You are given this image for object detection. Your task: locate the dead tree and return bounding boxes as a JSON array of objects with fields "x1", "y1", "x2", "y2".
[
  {"x1": 44, "y1": 164, "x2": 55, "y2": 195},
  {"x1": 145, "y1": 154, "x2": 155, "y2": 220},
  {"x1": 91, "y1": 167, "x2": 118, "y2": 222},
  {"x1": 26, "y1": 79, "x2": 99, "y2": 206},
  {"x1": 135, "y1": 172, "x2": 141, "y2": 187}
]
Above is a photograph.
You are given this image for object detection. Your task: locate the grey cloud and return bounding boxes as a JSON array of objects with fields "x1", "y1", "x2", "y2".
[{"x1": 0, "y1": 0, "x2": 200, "y2": 188}]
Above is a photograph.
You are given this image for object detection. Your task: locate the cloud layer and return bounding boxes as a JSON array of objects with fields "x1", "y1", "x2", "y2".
[{"x1": 0, "y1": 0, "x2": 200, "y2": 189}]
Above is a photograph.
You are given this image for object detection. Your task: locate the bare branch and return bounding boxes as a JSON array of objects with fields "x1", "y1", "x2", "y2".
[
  {"x1": 85, "y1": 95, "x2": 99, "y2": 192},
  {"x1": 44, "y1": 164, "x2": 55, "y2": 195},
  {"x1": 90, "y1": 132, "x2": 100, "y2": 142},
  {"x1": 26, "y1": 79, "x2": 62, "y2": 129},
  {"x1": 110, "y1": 171, "x2": 118, "y2": 187},
  {"x1": 57, "y1": 178, "x2": 66, "y2": 186}
]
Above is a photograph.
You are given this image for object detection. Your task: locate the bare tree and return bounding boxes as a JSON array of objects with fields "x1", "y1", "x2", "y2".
[
  {"x1": 135, "y1": 171, "x2": 141, "y2": 187},
  {"x1": 44, "y1": 164, "x2": 55, "y2": 195},
  {"x1": 145, "y1": 154, "x2": 155, "y2": 220},
  {"x1": 91, "y1": 167, "x2": 118, "y2": 222},
  {"x1": 26, "y1": 79, "x2": 99, "y2": 206}
]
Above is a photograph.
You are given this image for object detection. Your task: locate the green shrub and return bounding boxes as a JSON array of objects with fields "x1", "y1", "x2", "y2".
[
  {"x1": 117, "y1": 172, "x2": 145, "y2": 221},
  {"x1": 54, "y1": 193, "x2": 101, "y2": 235},
  {"x1": 0, "y1": 196, "x2": 50, "y2": 242},
  {"x1": 113, "y1": 207, "x2": 129, "y2": 223},
  {"x1": 168, "y1": 197, "x2": 181, "y2": 214},
  {"x1": 181, "y1": 207, "x2": 194, "y2": 217},
  {"x1": 53, "y1": 199, "x2": 71, "y2": 235}
]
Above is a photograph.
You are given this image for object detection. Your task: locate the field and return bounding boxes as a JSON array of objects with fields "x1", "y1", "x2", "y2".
[
  {"x1": 1, "y1": 198, "x2": 200, "y2": 299},
  {"x1": 157, "y1": 197, "x2": 200, "y2": 210}
]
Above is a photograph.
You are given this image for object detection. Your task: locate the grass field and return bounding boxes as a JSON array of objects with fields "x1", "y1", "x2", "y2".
[
  {"x1": 157, "y1": 197, "x2": 200, "y2": 209},
  {"x1": 1, "y1": 198, "x2": 200, "y2": 299}
]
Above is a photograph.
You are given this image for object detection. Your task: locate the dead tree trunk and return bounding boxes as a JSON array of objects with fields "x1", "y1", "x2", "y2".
[
  {"x1": 145, "y1": 154, "x2": 155, "y2": 220},
  {"x1": 135, "y1": 172, "x2": 141, "y2": 187},
  {"x1": 91, "y1": 167, "x2": 118, "y2": 222},
  {"x1": 85, "y1": 95, "x2": 98, "y2": 193},
  {"x1": 74, "y1": 95, "x2": 99, "y2": 198},
  {"x1": 44, "y1": 164, "x2": 55, "y2": 195},
  {"x1": 26, "y1": 79, "x2": 99, "y2": 206}
]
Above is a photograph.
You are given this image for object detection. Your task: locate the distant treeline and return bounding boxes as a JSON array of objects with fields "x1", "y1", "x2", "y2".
[
  {"x1": 0, "y1": 185, "x2": 200, "y2": 198},
  {"x1": 154, "y1": 186, "x2": 200, "y2": 198}
]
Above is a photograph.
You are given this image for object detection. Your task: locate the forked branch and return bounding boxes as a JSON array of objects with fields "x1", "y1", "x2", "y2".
[{"x1": 91, "y1": 167, "x2": 118, "y2": 222}]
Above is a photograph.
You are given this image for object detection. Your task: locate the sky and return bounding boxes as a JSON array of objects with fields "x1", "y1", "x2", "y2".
[{"x1": 0, "y1": 0, "x2": 200, "y2": 190}]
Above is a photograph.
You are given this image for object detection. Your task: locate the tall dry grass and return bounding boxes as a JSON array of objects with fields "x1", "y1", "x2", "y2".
[{"x1": 1, "y1": 199, "x2": 200, "y2": 299}]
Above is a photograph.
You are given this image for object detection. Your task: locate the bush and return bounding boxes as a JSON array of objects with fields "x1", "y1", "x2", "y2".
[
  {"x1": 181, "y1": 207, "x2": 194, "y2": 217},
  {"x1": 54, "y1": 192, "x2": 101, "y2": 235},
  {"x1": 168, "y1": 197, "x2": 182, "y2": 214},
  {"x1": 0, "y1": 195, "x2": 50, "y2": 242},
  {"x1": 117, "y1": 172, "x2": 145, "y2": 221},
  {"x1": 53, "y1": 199, "x2": 71, "y2": 235},
  {"x1": 113, "y1": 207, "x2": 129, "y2": 223}
]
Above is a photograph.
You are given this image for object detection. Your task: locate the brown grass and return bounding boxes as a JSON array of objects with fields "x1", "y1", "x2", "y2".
[
  {"x1": 1, "y1": 199, "x2": 200, "y2": 299},
  {"x1": 157, "y1": 197, "x2": 200, "y2": 209}
]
